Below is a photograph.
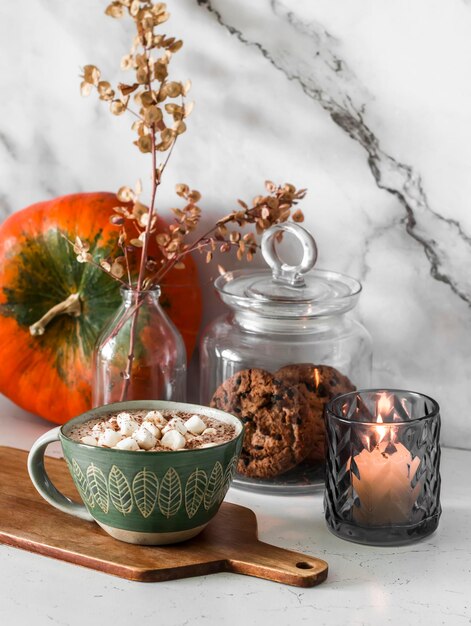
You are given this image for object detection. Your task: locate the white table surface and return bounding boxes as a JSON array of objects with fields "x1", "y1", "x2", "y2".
[{"x1": 0, "y1": 396, "x2": 470, "y2": 626}]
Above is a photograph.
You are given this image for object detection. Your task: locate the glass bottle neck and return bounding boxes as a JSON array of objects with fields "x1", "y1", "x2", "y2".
[{"x1": 120, "y1": 286, "x2": 161, "y2": 308}]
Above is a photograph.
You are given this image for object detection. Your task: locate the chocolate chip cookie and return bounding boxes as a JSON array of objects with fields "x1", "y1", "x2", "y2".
[
  {"x1": 275, "y1": 363, "x2": 356, "y2": 463},
  {"x1": 210, "y1": 368, "x2": 315, "y2": 478}
]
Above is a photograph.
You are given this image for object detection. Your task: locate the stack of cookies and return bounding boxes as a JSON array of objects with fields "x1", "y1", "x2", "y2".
[{"x1": 210, "y1": 364, "x2": 355, "y2": 479}]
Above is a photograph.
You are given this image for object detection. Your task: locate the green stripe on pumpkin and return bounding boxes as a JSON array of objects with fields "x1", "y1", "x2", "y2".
[{"x1": 0, "y1": 228, "x2": 121, "y2": 384}]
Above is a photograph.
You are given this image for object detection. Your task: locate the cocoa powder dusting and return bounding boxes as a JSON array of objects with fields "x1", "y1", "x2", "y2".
[{"x1": 68, "y1": 409, "x2": 236, "y2": 451}]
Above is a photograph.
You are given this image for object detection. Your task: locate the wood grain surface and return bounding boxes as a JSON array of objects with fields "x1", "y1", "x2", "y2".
[{"x1": 0, "y1": 446, "x2": 328, "y2": 587}]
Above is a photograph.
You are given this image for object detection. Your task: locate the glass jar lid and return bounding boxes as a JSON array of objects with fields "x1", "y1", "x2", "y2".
[{"x1": 215, "y1": 223, "x2": 362, "y2": 318}]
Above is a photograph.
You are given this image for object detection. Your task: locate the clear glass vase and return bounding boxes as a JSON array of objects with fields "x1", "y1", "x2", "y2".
[{"x1": 92, "y1": 286, "x2": 186, "y2": 406}]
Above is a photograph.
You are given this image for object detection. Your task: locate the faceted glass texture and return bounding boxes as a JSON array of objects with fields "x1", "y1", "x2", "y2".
[{"x1": 324, "y1": 389, "x2": 441, "y2": 546}]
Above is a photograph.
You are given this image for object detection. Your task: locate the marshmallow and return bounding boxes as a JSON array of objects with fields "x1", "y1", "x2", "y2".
[
  {"x1": 134, "y1": 426, "x2": 157, "y2": 451},
  {"x1": 161, "y1": 429, "x2": 186, "y2": 451},
  {"x1": 81, "y1": 435, "x2": 98, "y2": 446},
  {"x1": 203, "y1": 428, "x2": 217, "y2": 436},
  {"x1": 144, "y1": 410, "x2": 168, "y2": 429},
  {"x1": 116, "y1": 411, "x2": 131, "y2": 421},
  {"x1": 98, "y1": 428, "x2": 122, "y2": 448},
  {"x1": 184, "y1": 414, "x2": 206, "y2": 435},
  {"x1": 200, "y1": 442, "x2": 218, "y2": 449},
  {"x1": 115, "y1": 437, "x2": 139, "y2": 451},
  {"x1": 92, "y1": 423, "x2": 103, "y2": 433},
  {"x1": 141, "y1": 420, "x2": 161, "y2": 439},
  {"x1": 162, "y1": 417, "x2": 187, "y2": 436},
  {"x1": 117, "y1": 412, "x2": 139, "y2": 436}
]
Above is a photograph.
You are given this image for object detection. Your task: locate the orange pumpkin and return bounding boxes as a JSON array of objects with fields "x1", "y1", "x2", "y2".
[{"x1": 0, "y1": 193, "x2": 202, "y2": 424}]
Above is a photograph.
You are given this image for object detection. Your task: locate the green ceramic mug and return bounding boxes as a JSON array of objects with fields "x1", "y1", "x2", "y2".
[{"x1": 28, "y1": 400, "x2": 244, "y2": 545}]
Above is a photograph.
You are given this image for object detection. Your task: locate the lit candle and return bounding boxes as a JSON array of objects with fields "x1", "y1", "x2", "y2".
[{"x1": 350, "y1": 393, "x2": 422, "y2": 526}]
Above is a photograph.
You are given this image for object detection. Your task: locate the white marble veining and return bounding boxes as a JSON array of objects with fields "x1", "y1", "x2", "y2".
[
  {"x1": 0, "y1": 404, "x2": 470, "y2": 625},
  {"x1": 1, "y1": 1, "x2": 471, "y2": 447}
]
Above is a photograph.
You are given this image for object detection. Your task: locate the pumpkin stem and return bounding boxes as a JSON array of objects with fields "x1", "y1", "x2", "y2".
[{"x1": 29, "y1": 293, "x2": 81, "y2": 337}]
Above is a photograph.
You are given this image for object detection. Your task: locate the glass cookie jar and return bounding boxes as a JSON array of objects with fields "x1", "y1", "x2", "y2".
[{"x1": 200, "y1": 223, "x2": 372, "y2": 494}]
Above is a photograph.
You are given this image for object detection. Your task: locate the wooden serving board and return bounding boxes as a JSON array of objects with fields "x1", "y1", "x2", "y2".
[{"x1": 0, "y1": 447, "x2": 328, "y2": 587}]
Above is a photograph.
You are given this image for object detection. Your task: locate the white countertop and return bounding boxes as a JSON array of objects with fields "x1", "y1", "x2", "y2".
[{"x1": 0, "y1": 396, "x2": 470, "y2": 626}]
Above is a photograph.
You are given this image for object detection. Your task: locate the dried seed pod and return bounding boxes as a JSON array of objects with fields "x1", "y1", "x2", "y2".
[
  {"x1": 136, "y1": 135, "x2": 152, "y2": 153},
  {"x1": 83, "y1": 65, "x2": 101, "y2": 85},
  {"x1": 110, "y1": 215, "x2": 125, "y2": 226},
  {"x1": 119, "y1": 82, "x2": 138, "y2": 96},
  {"x1": 97, "y1": 81, "x2": 114, "y2": 100},
  {"x1": 110, "y1": 100, "x2": 126, "y2": 115},
  {"x1": 292, "y1": 209, "x2": 304, "y2": 223},
  {"x1": 80, "y1": 81, "x2": 93, "y2": 97},
  {"x1": 111, "y1": 261, "x2": 125, "y2": 278},
  {"x1": 144, "y1": 105, "x2": 163, "y2": 125},
  {"x1": 105, "y1": 3, "x2": 125, "y2": 18},
  {"x1": 117, "y1": 187, "x2": 134, "y2": 203}
]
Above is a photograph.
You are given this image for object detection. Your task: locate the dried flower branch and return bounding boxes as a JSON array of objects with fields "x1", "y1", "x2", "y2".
[
  {"x1": 77, "y1": 1, "x2": 306, "y2": 400},
  {"x1": 143, "y1": 181, "x2": 306, "y2": 287}
]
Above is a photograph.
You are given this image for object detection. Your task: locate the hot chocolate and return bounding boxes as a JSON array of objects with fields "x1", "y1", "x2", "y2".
[{"x1": 69, "y1": 409, "x2": 236, "y2": 452}]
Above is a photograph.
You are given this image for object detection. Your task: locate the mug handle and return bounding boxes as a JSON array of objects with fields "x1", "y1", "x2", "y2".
[{"x1": 27, "y1": 427, "x2": 94, "y2": 522}]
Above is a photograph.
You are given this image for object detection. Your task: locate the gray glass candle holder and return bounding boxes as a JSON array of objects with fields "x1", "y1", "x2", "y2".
[{"x1": 324, "y1": 389, "x2": 441, "y2": 546}]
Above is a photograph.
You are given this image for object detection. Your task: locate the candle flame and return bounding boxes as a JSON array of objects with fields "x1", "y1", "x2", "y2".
[
  {"x1": 314, "y1": 368, "x2": 320, "y2": 389},
  {"x1": 375, "y1": 414, "x2": 387, "y2": 443},
  {"x1": 375, "y1": 393, "x2": 391, "y2": 443}
]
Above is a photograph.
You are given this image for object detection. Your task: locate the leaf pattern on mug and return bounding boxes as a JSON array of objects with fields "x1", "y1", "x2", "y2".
[
  {"x1": 86, "y1": 463, "x2": 109, "y2": 513},
  {"x1": 158, "y1": 467, "x2": 182, "y2": 518},
  {"x1": 108, "y1": 465, "x2": 133, "y2": 515},
  {"x1": 204, "y1": 461, "x2": 223, "y2": 510},
  {"x1": 132, "y1": 468, "x2": 159, "y2": 518},
  {"x1": 71, "y1": 458, "x2": 95, "y2": 508},
  {"x1": 221, "y1": 455, "x2": 238, "y2": 502},
  {"x1": 185, "y1": 468, "x2": 208, "y2": 519}
]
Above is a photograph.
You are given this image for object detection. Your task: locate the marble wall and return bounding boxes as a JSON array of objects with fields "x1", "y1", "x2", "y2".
[{"x1": 1, "y1": 0, "x2": 470, "y2": 448}]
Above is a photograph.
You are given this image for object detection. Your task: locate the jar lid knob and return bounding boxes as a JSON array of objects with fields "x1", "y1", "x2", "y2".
[{"x1": 261, "y1": 223, "x2": 317, "y2": 287}]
